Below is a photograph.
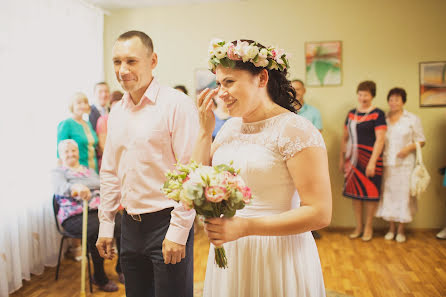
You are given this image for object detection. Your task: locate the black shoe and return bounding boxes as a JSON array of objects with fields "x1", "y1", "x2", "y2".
[{"x1": 311, "y1": 231, "x2": 321, "y2": 239}]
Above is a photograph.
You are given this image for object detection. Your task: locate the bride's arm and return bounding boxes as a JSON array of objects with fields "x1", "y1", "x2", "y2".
[
  {"x1": 246, "y1": 146, "x2": 332, "y2": 235},
  {"x1": 191, "y1": 88, "x2": 219, "y2": 166},
  {"x1": 205, "y1": 146, "x2": 332, "y2": 246},
  {"x1": 191, "y1": 130, "x2": 213, "y2": 166}
]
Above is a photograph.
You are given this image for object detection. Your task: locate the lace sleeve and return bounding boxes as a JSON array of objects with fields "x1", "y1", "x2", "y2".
[{"x1": 278, "y1": 115, "x2": 326, "y2": 160}]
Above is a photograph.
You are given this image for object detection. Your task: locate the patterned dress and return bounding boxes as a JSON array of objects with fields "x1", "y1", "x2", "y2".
[{"x1": 343, "y1": 108, "x2": 387, "y2": 201}]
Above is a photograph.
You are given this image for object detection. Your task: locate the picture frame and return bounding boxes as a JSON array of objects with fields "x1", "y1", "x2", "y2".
[
  {"x1": 305, "y1": 41, "x2": 342, "y2": 87},
  {"x1": 419, "y1": 61, "x2": 446, "y2": 107}
]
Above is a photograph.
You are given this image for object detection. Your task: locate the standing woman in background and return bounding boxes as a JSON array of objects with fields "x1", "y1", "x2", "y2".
[
  {"x1": 96, "y1": 90, "x2": 123, "y2": 160},
  {"x1": 57, "y1": 92, "x2": 99, "y2": 173},
  {"x1": 376, "y1": 88, "x2": 426, "y2": 243},
  {"x1": 340, "y1": 81, "x2": 387, "y2": 241}
]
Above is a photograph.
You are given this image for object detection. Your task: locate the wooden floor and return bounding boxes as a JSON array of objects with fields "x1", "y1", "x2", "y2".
[{"x1": 10, "y1": 229, "x2": 446, "y2": 297}]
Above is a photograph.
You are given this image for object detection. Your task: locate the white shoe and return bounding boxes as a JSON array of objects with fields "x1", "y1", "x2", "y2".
[
  {"x1": 384, "y1": 232, "x2": 395, "y2": 240},
  {"x1": 436, "y1": 227, "x2": 446, "y2": 239},
  {"x1": 396, "y1": 233, "x2": 406, "y2": 243}
]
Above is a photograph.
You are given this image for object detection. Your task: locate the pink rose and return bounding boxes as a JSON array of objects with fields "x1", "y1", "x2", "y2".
[
  {"x1": 240, "y1": 186, "x2": 252, "y2": 203},
  {"x1": 227, "y1": 44, "x2": 241, "y2": 61},
  {"x1": 205, "y1": 186, "x2": 228, "y2": 203}
]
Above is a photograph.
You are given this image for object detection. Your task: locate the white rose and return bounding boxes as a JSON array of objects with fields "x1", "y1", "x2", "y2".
[
  {"x1": 210, "y1": 38, "x2": 223, "y2": 48},
  {"x1": 246, "y1": 46, "x2": 259, "y2": 61},
  {"x1": 215, "y1": 47, "x2": 226, "y2": 59},
  {"x1": 258, "y1": 48, "x2": 268, "y2": 59}
]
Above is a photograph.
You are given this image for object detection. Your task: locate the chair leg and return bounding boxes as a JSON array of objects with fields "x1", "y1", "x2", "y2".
[
  {"x1": 55, "y1": 237, "x2": 65, "y2": 280},
  {"x1": 87, "y1": 250, "x2": 93, "y2": 293}
]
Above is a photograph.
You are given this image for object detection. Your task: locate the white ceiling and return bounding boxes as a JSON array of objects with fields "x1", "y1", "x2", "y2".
[{"x1": 83, "y1": 0, "x2": 242, "y2": 10}]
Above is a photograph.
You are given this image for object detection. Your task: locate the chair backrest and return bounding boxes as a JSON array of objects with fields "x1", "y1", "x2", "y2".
[{"x1": 52, "y1": 195, "x2": 64, "y2": 234}]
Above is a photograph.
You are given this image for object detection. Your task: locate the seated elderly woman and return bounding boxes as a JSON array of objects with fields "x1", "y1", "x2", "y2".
[{"x1": 52, "y1": 139, "x2": 123, "y2": 292}]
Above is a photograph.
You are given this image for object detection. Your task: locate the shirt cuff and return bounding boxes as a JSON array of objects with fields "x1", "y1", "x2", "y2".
[
  {"x1": 165, "y1": 225, "x2": 191, "y2": 245},
  {"x1": 98, "y1": 221, "x2": 115, "y2": 238}
]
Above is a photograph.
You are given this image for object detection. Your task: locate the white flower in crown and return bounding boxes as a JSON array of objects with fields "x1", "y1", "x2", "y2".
[
  {"x1": 209, "y1": 38, "x2": 224, "y2": 55},
  {"x1": 258, "y1": 48, "x2": 268, "y2": 59},
  {"x1": 214, "y1": 47, "x2": 226, "y2": 59},
  {"x1": 235, "y1": 40, "x2": 250, "y2": 61},
  {"x1": 246, "y1": 45, "x2": 259, "y2": 61}
]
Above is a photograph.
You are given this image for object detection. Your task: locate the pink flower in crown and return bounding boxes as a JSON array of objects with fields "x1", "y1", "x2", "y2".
[
  {"x1": 227, "y1": 44, "x2": 241, "y2": 61},
  {"x1": 235, "y1": 40, "x2": 250, "y2": 58},
  {"x1": 271, "y1": 49, "x2": 277, "y2": 59},
  {"x1": 205, "y1": 186, "x2": 228, "y2": 203},
  {"x1": 274, "y1": 48, "x2": 286, "y2": 64}
]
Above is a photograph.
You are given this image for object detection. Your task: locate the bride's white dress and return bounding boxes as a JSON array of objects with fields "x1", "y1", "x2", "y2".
[{"x1": 203, "y1": 112, "x2": 327, "y2": 297}]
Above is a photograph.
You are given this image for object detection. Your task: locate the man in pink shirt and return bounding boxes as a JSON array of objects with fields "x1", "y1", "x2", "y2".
[{"x1": 96, "y1": 31, "x2": 199, "y2": 297}]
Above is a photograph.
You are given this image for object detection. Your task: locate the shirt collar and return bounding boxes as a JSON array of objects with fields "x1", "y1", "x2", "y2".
[
  {"x1": 297, "y1": 103, "x2": 308, "y2": 114},
  {"x1": 123, "y1": 77, "x2": 160, "y2": 108}
]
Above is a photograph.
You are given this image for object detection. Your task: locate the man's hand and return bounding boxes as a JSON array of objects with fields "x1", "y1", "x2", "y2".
[
  {"x1": 162, "y1": 238, "x2": 185, "y2": 265},
  {"x1": 96, "y1": 237, "x2": 115, "y2": 260}
]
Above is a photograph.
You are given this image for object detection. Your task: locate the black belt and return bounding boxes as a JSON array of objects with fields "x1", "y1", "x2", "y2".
[{"x1": 124, "y1": 208, "x2": 173, "y2": 222}]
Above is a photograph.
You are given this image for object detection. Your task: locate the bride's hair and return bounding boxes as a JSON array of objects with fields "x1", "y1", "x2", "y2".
[{"x1": 230, "y1": 40, "x2": 300, "y2": 113}]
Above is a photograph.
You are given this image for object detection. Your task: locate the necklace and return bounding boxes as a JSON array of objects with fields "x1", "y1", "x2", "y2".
[{"x1": 355, "y1": 106, "x2": 374, "y2": 123}]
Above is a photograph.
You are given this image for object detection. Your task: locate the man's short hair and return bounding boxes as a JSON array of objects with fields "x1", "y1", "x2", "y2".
[
  {"x1": 117, "y1": 30, "x2": 154, "y2": 55},
  {"x1": 94, "y1": 82, "x2": 108, "y2": 92},
  {"x1": 291, "y1": 79, "x2": 305, "y2": 87}
]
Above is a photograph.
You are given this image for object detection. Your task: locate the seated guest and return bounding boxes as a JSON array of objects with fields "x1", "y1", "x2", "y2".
[
  {"x1": 57, "y1": 92, "x2": 99, "y2": 172},
  {"x1": 96, "y1": 91, "x2": 123, "y2": 161},
  {"x1": 52, "y1": 139, "x2": 123, "y2": 291}
]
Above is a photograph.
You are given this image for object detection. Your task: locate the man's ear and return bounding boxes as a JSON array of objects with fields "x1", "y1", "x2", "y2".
[{"x1": 151, "y1": 52, "x2": 158, "y2": 69}]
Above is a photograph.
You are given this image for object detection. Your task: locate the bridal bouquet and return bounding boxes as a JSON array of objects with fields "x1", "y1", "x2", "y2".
[{"x1": 162, "y1": 161, "x2": 252, "y2": 269}]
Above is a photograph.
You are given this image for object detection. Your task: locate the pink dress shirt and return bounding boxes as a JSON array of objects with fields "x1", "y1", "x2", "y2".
[{"x1": 98, "y1": 78, "x2": 199, "y2": 245}]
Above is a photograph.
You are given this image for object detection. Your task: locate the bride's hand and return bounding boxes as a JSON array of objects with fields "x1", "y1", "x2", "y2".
[
  {"x1": 204, "y1": 216, "x2": 248, "y2": 246},
  {"x1": 197, "y1": 88, "x2": 218, "y2": 136}
]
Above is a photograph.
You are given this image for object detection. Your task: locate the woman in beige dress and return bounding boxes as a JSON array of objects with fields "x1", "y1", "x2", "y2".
[{"x1": 376, "y1": 88, "x2": 426, "y2": 242}]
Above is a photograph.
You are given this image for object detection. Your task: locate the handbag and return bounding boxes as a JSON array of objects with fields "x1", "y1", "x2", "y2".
[{"x1": 410, "y1": 142, "x2": 430, "y2": 197}]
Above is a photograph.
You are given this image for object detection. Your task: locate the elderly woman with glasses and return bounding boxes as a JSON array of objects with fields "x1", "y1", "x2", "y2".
[{"x1": 52, "y1": 139, "x2": 123, "y2": 292}]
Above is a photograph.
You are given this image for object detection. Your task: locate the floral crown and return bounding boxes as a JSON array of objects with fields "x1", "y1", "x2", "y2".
[{"x1": 208, "y1": 39, "x2": 290, "y2": 73}]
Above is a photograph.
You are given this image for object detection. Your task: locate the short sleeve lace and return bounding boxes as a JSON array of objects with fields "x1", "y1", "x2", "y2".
[
  {"x1": 278, "y1": 114, "x2": 326, "y2": 160},
  {"x1": 212, "y1": 112, "x2": 325, "y2": 161}
]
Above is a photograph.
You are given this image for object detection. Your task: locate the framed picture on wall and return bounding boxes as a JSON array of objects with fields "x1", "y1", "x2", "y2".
[
  {"x1": 195, "y1": 68, "x2": 216, "y2": 99},
  {"x1": 419, "y1": 61, "x2": 446, "y2": 107},
  {"x1": 305, "y1": 41, "x2": 342, "y2": 87}
]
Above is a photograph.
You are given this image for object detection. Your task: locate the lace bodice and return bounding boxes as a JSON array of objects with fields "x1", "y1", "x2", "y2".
[{"x1": 212, "y1": 112, "x2": 325, "y2": 217}]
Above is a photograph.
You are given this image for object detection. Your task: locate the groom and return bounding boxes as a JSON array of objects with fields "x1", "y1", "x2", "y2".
[{"x1": 96, "y1": 30, "x2": 198, "y2": 297}]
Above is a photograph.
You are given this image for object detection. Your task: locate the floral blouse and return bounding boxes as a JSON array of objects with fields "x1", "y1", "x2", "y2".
[{"x1": 51, "y1": 165, "x2": 100, "y2": 224}]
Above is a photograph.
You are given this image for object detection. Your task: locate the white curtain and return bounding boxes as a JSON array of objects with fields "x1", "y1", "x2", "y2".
[{"x1": 0, "y1": 0, "x2": 104, "y2": 295}]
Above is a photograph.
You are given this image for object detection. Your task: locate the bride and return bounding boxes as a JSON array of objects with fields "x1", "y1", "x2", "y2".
[{"x1": 192, "y1": 39, "x2": 332, "y2": 297}]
